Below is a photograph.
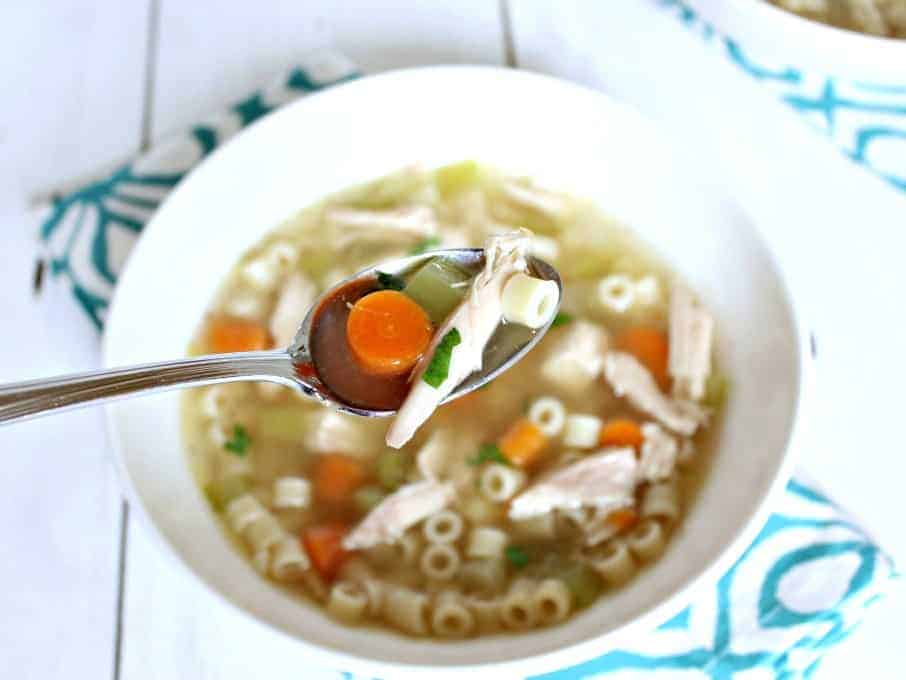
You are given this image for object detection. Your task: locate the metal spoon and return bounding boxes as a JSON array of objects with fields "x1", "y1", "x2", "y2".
[{"x1": 0, "y1": 249, "x2": 561, "y2": 425}]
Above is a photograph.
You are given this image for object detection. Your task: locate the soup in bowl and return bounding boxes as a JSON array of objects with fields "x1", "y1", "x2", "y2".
[{"x1": 103, "y1": 67, "x2": 806, "y2": 675}]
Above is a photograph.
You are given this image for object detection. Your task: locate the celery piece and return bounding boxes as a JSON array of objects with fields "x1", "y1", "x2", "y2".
[
  {"x1": 353, "y1": 485, "x2": 387, "y2": 514},
  {"x1": 204, "y1": 475, "x2": 249, "y2": 512},
  {"x1": 703, "y1": 373, "x2": 730, "y2": 410},
  {"x1": 257, "y1": 405, "x2": 308, "y2": 441},
  {"x1": 435, "y1": 161, "x2": 481, "y2": 198},
  {"x1": 404, "y1": 257, "x2": 471, "y2": 325},
  {"x1": 557, "y1": 561, "x2": 602, "y2": 609},
  {"x1": 376, "y1": 450, "x2": 408, "y2": 490}
]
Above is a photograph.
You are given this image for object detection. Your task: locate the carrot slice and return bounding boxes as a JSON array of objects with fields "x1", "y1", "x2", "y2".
[
  {"x1": 599, "y1": 419, "x2": 644, "y2": 450},
  {"x1": 615, "y1": 327, "x2": 669, "y2": 389},
  {"x1": 346, "y1": 290, "x2": 433, "y2": 375},
  {"x1": 208, "y1": 317, "x2": 270, "y2": 353},
  {"x1": 314, "y1": 454, "x2": 366, "y2": 504},
  {"x1": 607, "y1": 508, "x2": 639, "y2": 531},
  {"x1": 498, "y1": 418, "x2": 547, "y2": 468},
  {"x1": 303, "y1": 523, "x2": 350, "y2": 580}
]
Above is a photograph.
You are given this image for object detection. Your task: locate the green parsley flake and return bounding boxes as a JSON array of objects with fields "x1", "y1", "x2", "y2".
[
  {"x1": 551, "y1": 312, "x2": 573, "y2": 327},
  {"x1": 467, "y1": 443, "x2": 511, "y2": 467},
  {"x1": 376, "y1": 270, "x2": 405, "y2": 291},
  {"x1": 422, "y1": 328, "x2": 461, "y2": 388},
  {"x1": 224, "y1": 424, "x2": 251, "y2": 457},
  {"x1": 505, "y1": 545, "x2": 530, "y2": 569},
  {"x1": 409, "y1": 236, "x2": 442, "y2": 255}
]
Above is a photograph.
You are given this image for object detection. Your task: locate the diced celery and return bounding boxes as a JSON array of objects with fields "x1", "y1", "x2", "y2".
[
  {"x1": 703, "y1": 373, "x2": 730, "y2": 410},
  {"x1": 404, "y1": 257, "x2": 471, "y2": 325},
  {"x1": 557, "y1": 561, "x2": 603, "y2": 609},
  {"x1": 204, "y1": 475, "x2": 249, "y2": 512},
  {"x1": 435, "y1": 161, "x2": 481, "y2": 198},
  {"x1": 353, "y1": 485, "x2": 387, "y2": 514},
  {"x1": 376, "y1": 450, "x2": 409, "y2": 490},
  {"x1": 257, "y1": 405, "x2": 308, "y2": 441}
]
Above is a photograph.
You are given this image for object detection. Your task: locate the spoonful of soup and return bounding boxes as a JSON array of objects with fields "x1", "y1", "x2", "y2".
[{"x1": 0, "y1": 230, "x2": 561, "y2": 438}]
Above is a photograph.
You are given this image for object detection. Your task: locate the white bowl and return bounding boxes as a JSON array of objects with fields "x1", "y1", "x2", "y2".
[
  {"x1": 689, "y1": 0, "x2": 906, "y2": 81},
  {"x1": 103, "y1": 66, "x2": 808, "y2": 677}
]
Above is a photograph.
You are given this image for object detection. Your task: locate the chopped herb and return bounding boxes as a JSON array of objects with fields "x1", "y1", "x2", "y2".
[
  {"x1": 409, "y1": 236, "x2": 441, "y2": 255},
  {"x1": 376, "y1": 270, "x2": 405, "y2": 291},
  {"x1": 422, "y1": 328, "x2": 461, "y2": 388},
  {"x1": 224, "y1": 424, "x2": 251, "y2": 457},
  {"x1": 505, "y1": 545, "x2": 530, "y2": 569},
  {"x1": 551, "y1": 312, "x2": 573, "y2": 327},
  {"x1": 467, "y1": 443, "x2": 511, "y2": 467}
]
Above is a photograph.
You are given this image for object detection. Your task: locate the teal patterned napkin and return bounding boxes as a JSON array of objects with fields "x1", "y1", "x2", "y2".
[{"x1": 34, "y1": 51, "x2": 896, "y2": 679}]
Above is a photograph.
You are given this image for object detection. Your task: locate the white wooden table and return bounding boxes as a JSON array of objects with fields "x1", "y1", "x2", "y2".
[{"x1": 1, "y1": 2, "x2": 903, "y2": 678}]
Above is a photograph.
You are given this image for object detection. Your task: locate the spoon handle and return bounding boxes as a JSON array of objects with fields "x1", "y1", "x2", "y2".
[{"x1": 0, "y1": 350, "x2": 297, "y2": 425}]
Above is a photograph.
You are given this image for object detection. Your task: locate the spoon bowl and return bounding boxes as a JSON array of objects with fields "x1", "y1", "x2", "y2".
[
  {"x1": 0, "y1": 248, "x2": 561, "y2": 425},
  {"x1": 289, "y1": 248, "x2": 563, "y2": 417}
]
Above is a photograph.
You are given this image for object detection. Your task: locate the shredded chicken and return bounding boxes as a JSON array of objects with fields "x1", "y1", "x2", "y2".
[
  {"x1": 668, "y1": 284, "x2": 714, "y2": 402},
  {"x1": 385, "y1": 231, "x2": 532, "y2": 448},
  {"x1": 342, "y1": 480, "x2": 455, "y2": 550},
  {"x1": 639, "y1": 422, "x2": 678, "y2": 482},
  {"x1": 269, "y1": 273, "x2": 316, "y2": 348},
  {"x1": 509, "y1": 448, "x2": 638, "y2": 520},
  {"x1": 540, "y1": 320, "x2": 609, "y2": 394},
  {"x1": 327, "y1": 205, "x2": 438, "y2": 246},
  {"x1": 603, "y1": 352, "x2": 707, "y2": 436},
  {"x1": 501, "y1": 180, "x2": 571, "y2": 221}
]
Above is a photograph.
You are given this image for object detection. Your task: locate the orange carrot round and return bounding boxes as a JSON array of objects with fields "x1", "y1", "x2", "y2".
[
  {"x1": 303, "y1": 523, "x2": 350, "y2": 581},
  {"x1": 498, "y1": 418, "x2": 547, "y2": 468},
  {"x1": 615, "y1": 327, "x2": 670, "y2": 388},
  {"x1": 314, "y1": 454, "x2": 366, "y2": 504},
  {"x1": 208, "y1": 317, "x2": 270, "y2": 353},
  {"x1": 346, "y1": 290, "x2": 433, "y2": 375},
  {"x1": 607, "y1": 508, "x2": 639, "y2": 531},
  {"x1": 599, "y1": 419, "x2": 644, "y2": 450}
]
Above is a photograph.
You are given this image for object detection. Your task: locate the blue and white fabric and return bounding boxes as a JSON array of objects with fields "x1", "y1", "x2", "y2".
[{"x1": 32, "y1": 49, "x2": 897, "y2": 679}]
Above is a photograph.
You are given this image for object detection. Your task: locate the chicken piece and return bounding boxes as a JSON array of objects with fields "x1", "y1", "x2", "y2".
[
  {"x1": 639, "y1": 422, "x2": 678, "y2": 482},
  {"x1": 603, "y1": 352, "x2": 707, "y2": 436},
  {"x1": 540, "y1": 320, "x2": 609, "y2": 394},
  {"x1": 327, "y1": 205, "x2": 438, "y2": 246},
  {"x1": 416, "y1": 429, "x2": 455, "y2": 480},
  {"x1": 342, "y1": 480, "x2": 455, "y2": 550},
  {"x1": 304, "y1": 410, "x2": 382, "y2": 458},
  {"x1": 668, "y1": 285, "x2": 714, "y2": 401},
  {"x1": 269, "y1": 273, "x2": 316, "y2": 348},
  {"x1": 386, "y1": 231, "x2": 532, "y2": 448},
  {"x1": 501, "y1": 180, "x2": 571, "y2": 221},
  {"x1": 509, "y1": 448, "x2": 638, "y2": 520}
]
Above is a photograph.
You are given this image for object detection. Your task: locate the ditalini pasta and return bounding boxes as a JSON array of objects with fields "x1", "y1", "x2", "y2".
[
  {"x1": 626, "y1": 519, "x2": 666, "y2": 562},
  {"x1": 466, "y1": 526, "x2": 509, "y2": 560},
  {"x1": 420, "y1": 543, "x2": 461, "y2": 581},
  {"x1": 432, "y1": 590, "x2": 476, "y2": 637},
  {"x1": 327, "y1": 581, "x2": 369, "y2": 622},
  {"x1": 186, "y1": 163, "x2": 725, "y2": 639},
  {"x1": 501, "y1": 273, "x2": 559, "y2": 329},
  {"x1": 272, "y1": 477, "x2": 311, "y2": 509}
]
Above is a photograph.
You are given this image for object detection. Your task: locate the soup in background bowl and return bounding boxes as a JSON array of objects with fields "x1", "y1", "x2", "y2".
[{"x1": 103, "y1": 67, "x2": 807, "y2": 676}]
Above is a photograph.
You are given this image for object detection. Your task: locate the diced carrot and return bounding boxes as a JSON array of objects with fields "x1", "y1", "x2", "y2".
[
  {"x1": 498, "y1": 418, "x2": 547, "y2": 468},
  {"x1": 208, "y1": 317, "x2": 271, "y2": 353},
  {"x1": 314, "y1": 454, "x2": 366, "y2": 504},
  {"x1": 599, "y1": 419, "x2": 644, "y2": 450},
  {"x1": 302, "y1": 523, "x2": 350, "y2": 580},
  {"x1": 615, "y1": 327, "x2": 670, "y2": 389},
  {"x1": 607, "y1": 508, "x2": 639, "y2": 531},
  {"x1": 346, "y1": 290, "x2": 434, "y2": 375}
]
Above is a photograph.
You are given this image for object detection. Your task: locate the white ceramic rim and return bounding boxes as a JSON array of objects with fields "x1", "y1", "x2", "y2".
[
  {"x1": 101, "y1": 65, "x2": 812, "y2": 677},
  {"x1": 688, "y1": 0, "x2": 906, "y2": 80}
]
